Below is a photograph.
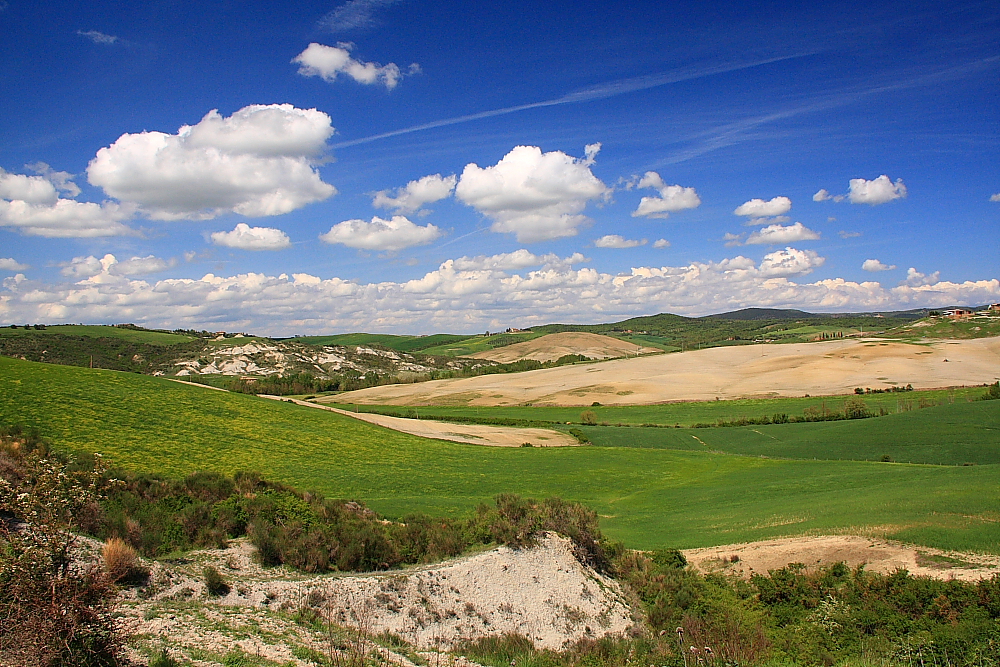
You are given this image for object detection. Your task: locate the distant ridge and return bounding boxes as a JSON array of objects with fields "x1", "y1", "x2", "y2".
[{"x1": 704, "y1": 308, "x2": 815, "y2": 320}]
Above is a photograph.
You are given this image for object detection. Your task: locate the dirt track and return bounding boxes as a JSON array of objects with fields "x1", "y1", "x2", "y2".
[
  {"x1": 471, "y1": 332, "x2": 655, "y2": 363},
  {"x1": 262, "y1": 396, "x2": 578, "y2": 447},
  {"x1": 683, "y1": 535, "x2": 1000, "y2": 582},
  {"x1": 334, "y1": 337, "x2": 1000, "y2": 406}
]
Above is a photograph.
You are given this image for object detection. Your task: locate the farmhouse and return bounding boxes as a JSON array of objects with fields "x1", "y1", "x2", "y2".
[{"x1": 943, "y1": 308, "x2": 973, "y2": 320}]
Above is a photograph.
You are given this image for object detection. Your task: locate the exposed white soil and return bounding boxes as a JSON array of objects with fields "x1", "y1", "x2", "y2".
[
  {"x1": 119, "y1": 534, "x2": 635, "y2": 665},
  {"x1": 470, "y1": 333, "x2": 656, "y2": 363},
  {"x1": 334, "y1": 337, "x2": 1000, "y2": 406},
  {"x1": 683, "y1": 535, "x2": 1000, "y2": 582},
  {"x1": 263, "y1": 396, "x2": 579, "y2": 447}
]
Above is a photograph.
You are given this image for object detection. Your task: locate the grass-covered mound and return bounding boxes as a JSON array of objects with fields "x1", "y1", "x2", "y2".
[{"x1": 3, "y1": 356, "x2": 1000, "y2": 553}]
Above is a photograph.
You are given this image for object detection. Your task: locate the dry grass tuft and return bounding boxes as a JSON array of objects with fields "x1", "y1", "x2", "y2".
[{"x1": 102, "y1": 537, "x2": 138, "y2": 583}]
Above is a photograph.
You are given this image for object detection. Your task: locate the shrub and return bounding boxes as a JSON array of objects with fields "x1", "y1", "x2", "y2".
[
  {"x1": 203, "y1": 565, "x2": 229, "y2": 596},
  {"x1": 580, "y1": 410, "x2": 598, "y2": 425},
  {"x1": 843, "y1": 397, "x2": 871, "y2": 419},
  {"x1": 0, "y1": 440, "x2": 126, "y2": 666},
  {"x1": 981, "y1": 381, "x2": 1000, "y2": 401}
]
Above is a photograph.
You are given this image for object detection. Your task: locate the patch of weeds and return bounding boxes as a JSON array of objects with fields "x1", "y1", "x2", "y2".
[
  {"x1": 292, "y1": 644, "x2": 327, "y2": 665},
  {"x1": 204, "y1": 565, "x2": 230, "y2": 596},
  {"x1": 149, "y1": 648, "x2": 181, "y2": 667},
  {"x1": 916, "y1": 552, "x2": 977, "y2": 569},
  {"x1": 292, "y1": 606, "x2": 325, "y2": 631}
]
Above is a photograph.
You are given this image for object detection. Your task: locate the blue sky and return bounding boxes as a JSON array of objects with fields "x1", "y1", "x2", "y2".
[{"x1": 1, "y1": 0, "x2": 997, "y2": 335}]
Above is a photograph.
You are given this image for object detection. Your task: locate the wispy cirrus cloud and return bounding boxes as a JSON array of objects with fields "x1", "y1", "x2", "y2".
[
  {"x1": 330, "y1": 52, "x2": 818, "y2": 149},
  {"x1": 319, "y1": 0, "x2": 403, "y2": 32},
  {"x1": 77, "y1": 30, "x2": 118, "y2": 45}
]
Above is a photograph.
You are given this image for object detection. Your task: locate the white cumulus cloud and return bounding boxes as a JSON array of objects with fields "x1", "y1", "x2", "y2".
[
  {"x1": 111, "y1": 255, "x2": 178, "y2": 275},
  {"x1": 990, "y1": 193, "x2": 1000, "y2": 202},
  {"x1": 653, "y1": 239, "x2": 670, "y2": 249},
  {"x1": 815, "y1": 176, "x2": 907, "y2": 205},
  {"x1": 0, "y1": 166, "x2": 134, "y2": 238},
  {"x1": 5, "y1": 252, "x2": 997, "y2": 335},
  {"x1": 902, "y1": 267, "x2": 940, "y2": 287},
  {"x1": 594, "y1": 235, "x2": 646, "y2": 248},
  {"x1": 455, "y1": 145, "x2": 610, "y2": 242},
  {"x1": 293, "y1": 42, "x2": 412, "y2": 90},
  {"x1": 0, "y1": 258, "x2": 29, "y2": 271},
  {"x1": 373, "y1": 173, "x2": 456, "y2": 213},
  {"x1": 734, "y1": 196, "x2": 791, "y2": 217},
  {"x1": 320, "y1": 215, "x2": 441, "y2": 251},
  {"x1": 745, "y1": 222, "x2": 821, "y2": 245},
  {"x1": 451, "y1": 250, "x2": 587, "y2": 272},
  {"x1": 86, "y1": 104, "x2": 336, "y2": 221},
  {"x1": 211, "y1": 223, "x2": 292, "y2": 251},
  {"x1": 758, "y1": 247, "x2": 825, "y2": 277},
  {"x1": 862, "y1": 259, "x2": 896, "y2": 272},
  {"x1": 813, "y1": 188, "x2": 844, "y2": 202},
  {"x1": 631, "y1": 172, "x2": 701, "y2": 219},
  {"x1": 60, "y1": 254, "x2": 112, "y2": 278},
  {"x1": 849, "y1": 175, "x2": 907, "y2": 205}
]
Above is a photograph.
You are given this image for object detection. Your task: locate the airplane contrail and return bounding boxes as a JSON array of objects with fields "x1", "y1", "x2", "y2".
[{"x1": 329, "y1": 52, "x2": 819, "y2": 149}]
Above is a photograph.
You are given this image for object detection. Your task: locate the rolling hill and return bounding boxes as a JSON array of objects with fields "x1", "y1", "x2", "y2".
[{"x1": 2, "y1": 355, "x2": 999, "y2": 553}]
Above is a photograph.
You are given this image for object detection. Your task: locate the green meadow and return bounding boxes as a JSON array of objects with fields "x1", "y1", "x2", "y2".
[
  {"x1": 419, "y1": 331, "x2": 546, "y2": 356},
  {"x1": 576, "y1": 400, "x2": 1000, "y2": 465},
  {"x1": 0, "y1": 324, "x2": 194, "y2": 345},
  {"x1": 2, "y1": 355, "x2": 998, "y2": 552}
]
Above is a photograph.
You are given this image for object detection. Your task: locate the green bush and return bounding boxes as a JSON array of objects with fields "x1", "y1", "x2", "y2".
[
  {"x1": 981, "y1": 381, "x2": 1000, "y2": 400},
  {"x1": 203, "y1": 565, "x2": 229, "y2": 596}
]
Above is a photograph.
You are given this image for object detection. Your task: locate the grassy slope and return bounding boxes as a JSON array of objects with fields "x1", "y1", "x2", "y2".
[
  {"x1": 0, "y1": 324, "x2": 193, "y2": 345},
  {"x1": 325, "y1": 387, "x2": 986, "y2": 427},
  {"x1": 419, "y1": 332, "x2": 545, "y2": 356},
  {"x1": 883, "y1": 316, "x2": 1000, "y2": 340},
  {"x1": 2, "y1": 356, "x2": 998, "y2": 552}
]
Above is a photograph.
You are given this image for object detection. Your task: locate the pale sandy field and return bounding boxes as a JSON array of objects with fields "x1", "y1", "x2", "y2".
[
  {"x1": 471, "y1": 332, "x2": 655, "y2": 363},
  {"x1": 333, "y1": 337, "x2": 1000, "y2": 406},
  {"x1": 263, "y1": 396, "x2": 578, "y2": 447},
  {"x1": 683, "y1": 535, "x2": 1000, "y2": 582}
]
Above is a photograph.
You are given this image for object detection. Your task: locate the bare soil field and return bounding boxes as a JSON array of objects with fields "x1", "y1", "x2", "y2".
[
  {"x1": 683, "y1": 535, "x2": 1000, "y2": 582},
  {"x1": 264, "y1": 396, "x2": 579, "y2": 447},
  {"x1": 471, "y1": 332, "x2": 655, "y2": 363},
  {"x1": 335, "y1": 337, "x2": 1000, "y2": 406},
  {"x1": 121, "y1": 534, "x2": 633, "y2": 664}
]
